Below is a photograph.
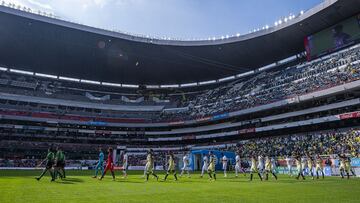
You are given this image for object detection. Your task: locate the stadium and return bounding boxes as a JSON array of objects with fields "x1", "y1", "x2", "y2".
[{"x1": 0, "y1": 0, "x2": 360, "y2": 202}]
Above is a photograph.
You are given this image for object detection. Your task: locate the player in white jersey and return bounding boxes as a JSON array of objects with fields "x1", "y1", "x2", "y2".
[
  {"x1": 306, "y1": 153, "x2": 315, "y2": 180},
  {"x1": 122, "y1": 151, "x2": 128, "y2": 178},
  {"x1": 250, "y1": 155, "x2": 263, "y2": 181},
  {"x1": 145, "y1": 149, "x2": 158, "y2": 181},
  {"x1": 207, "y1": 151, "x2": 217, "y2": 181},
  {"x1": 180, "y1": 153, "x2": 191, "y2": 177},
  {"x1": 295, "y1": 154, "x2": 305, "y2": 180},
  {"x1": 200, "y1": 153, "x2": 208, "y2": 178},
  {"x1": 265, "y1": 156, "x2": 277, "y2": 180},
  {"x1": 285, "y1": 156, "x2": 293, "y2": 177},
  {"x1": 257, "y1": 155, "x2": 264, "y2": 178},
  {"x1": 221, "y1": 153, "x2": 228, "y2": 177},
  {"x1": 234, "y1": 151, "x2": 244, "y2": 177},
  {"x1": 315, "y1": 154, "x2": 324, "y2": 179},
  {"x1": 301, "y1": 156, "x2": 307, "y2": 176}
]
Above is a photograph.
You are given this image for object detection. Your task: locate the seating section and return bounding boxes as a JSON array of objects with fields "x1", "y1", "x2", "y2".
[{"x1": 162, "y1": 45, "x2": 360, "y2": 120}]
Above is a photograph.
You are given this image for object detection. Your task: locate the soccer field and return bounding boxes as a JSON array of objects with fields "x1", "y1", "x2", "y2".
[{"x1": 0, "y1": 170, "x2": 359, "y2": 203}]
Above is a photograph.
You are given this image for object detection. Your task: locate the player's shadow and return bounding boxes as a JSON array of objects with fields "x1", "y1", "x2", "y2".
[
  {"x1": 115, "y1": 179, "x2": 145, "y2": 184},
  {"x1": 61, "y1": 177, "x2": 84, "y2": 183},
  {"x1": 55, "y1": 181, "x2": 74, "y2": 184}
]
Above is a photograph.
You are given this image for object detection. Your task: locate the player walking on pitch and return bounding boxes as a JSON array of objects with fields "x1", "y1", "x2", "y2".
[
  {"x1": 265, "y1": 156, "x2": 277, "y2": 180},
  {"x1": 163, "y1": 151, "x2": 178, "y2": 181},
  {"x1": 221, "y1": 153, "x2": 228, "y2": 177},
  {"x1": 122, "y1": 151, "x2": 128, "y2": 178},
  {"x1": 207, "y1": 151, "x2": 216, "y2": 181},
  {"x1": 54, "y1": 146, "x2": 66, "y2": 179},
  {"x1": 180, "y1": 152, "x2": 191, "y2": 178},
  {"x1": 200, "y1": 153, "x2": 208, "y2": 178},
  {"x1": 285, "y1": 156, "x2": 293, "y2": 177},
  {"x1": 315, "y1": 154, "x2": 324, "y2": 179},
  {"x1": 295, "y1": 154, "x2": 305, "y2": 180},
  {"x1": 99, "y1": 147, "x2": 115, "y2": 181},
  {"x1": 36, "y1": 147, "x2": 55, "y2": 181},
  {"x1": 93, "y1": 147, "x2": 104, "y2": 178},
  {"x1": 257, "y1": 155, "x2": 264, "y2": 178},
  {"x1": 250, "y1": 155, "x2": 263, "y2": 181},
  {"x1": 235, "y1": 151, "x2": 245, "y2": 177},
  {"x1": 306, "y1": 153, "x2": 315, "y2": 180},
  {"x1": 145, "y1": 149, "x2": 159, "y2": 181}
]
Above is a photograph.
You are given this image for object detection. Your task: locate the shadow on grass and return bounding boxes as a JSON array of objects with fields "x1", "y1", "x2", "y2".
[
  {"x1": 61, "y1": 177, "x2": 84, "y2": 183},
  {"x1": 55, "y1": 181, "x2": 75, "y2": 184}
]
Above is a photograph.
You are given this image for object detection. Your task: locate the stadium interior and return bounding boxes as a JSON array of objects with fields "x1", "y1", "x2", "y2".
[{"x1": 0, "y1": 1, "x2": 359, "y2": 202}]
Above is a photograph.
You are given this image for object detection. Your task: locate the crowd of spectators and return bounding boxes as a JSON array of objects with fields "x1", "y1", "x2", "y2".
[
  {"x1": 0, "y1": 44, "x2": 360, "y2": 122},
  {"x1": 230, "y1": 128, "x2": 360, "y2": 158},
  {"x1": 162, "y1": 44, "x2": 360, "y2": 120}
]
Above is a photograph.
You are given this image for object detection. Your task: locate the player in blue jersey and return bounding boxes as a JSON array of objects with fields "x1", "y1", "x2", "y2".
[{"x1": 92, "y1": 147, "x2": 104, "y2": 178}]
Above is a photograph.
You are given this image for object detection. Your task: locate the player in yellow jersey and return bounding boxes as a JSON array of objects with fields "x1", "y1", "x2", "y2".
[
  {"x1": 306, "y1": 153, "x2": 314, "y2": 180},
  {"x1": 264, "y1": 156, "x2": 277, "y2": 180},
  {"x1": 207, "y1": 151, "x2": 216, "y2": 181},
  {"x1": 250, "y1": 155, "x2": 263, "y2": 181},
  {"x1": 338, "y1": 153, "x2": 349, "y2": 179},
  {"x1": 163, "y1": 151, "x2": 177, "y2": 181},
  {"x1": 295, "y1": 154, "x2": 305, "y2": 180},
  {"x1": 315, "y1": 154, "x2": 324, "y2": 179},
  {"x1": 145, "y1": 149, "x2": 159, "y2": 182}
]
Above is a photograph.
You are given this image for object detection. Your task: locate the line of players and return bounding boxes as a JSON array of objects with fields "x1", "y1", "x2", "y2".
[
  {"x1": 36, "y1": 146, "x2": 357, "y2": 182},
  {"x1": 284, "y1": 152, "x2": 356, "y2": 180},
  {"x1": 93, "y1": 147, "x2": 357, "y2": 182}
]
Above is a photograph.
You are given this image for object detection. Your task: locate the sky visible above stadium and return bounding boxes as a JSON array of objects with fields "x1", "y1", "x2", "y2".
[{"x1": 5, "y1": 0, "x2": 322, "y2": 39}]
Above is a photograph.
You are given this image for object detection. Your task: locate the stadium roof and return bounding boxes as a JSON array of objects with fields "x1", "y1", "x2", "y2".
[{"x1": 0, "y1": 0, "x2": 359, "y2": 85}]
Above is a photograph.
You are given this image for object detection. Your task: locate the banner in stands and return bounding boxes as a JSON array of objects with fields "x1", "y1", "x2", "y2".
[
  {"x1": 238, "y1": 128, "x2": 256, "y2": 134},
  {"x1": 196, "y1": 117, "x2": 211, "y2": 122},
  {"x1": 212, "y1": 113, "x2": 229, "y2": 121},
  {"x1": 338, "y1": 111, "x2": 360, "y2": 120},
  {"x1": 169, "y1": 121, "x2": 185, "y2": 125},
  {"x1": 87, "y1": 121, "x2": 107, "y2": 126}
]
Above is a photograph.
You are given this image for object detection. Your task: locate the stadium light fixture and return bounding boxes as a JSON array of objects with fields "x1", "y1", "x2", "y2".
[
  {"x1": 9, "y1": 69, "x2": 33, "y2": 75},
  {"x1": 236, "y1": 33, "x2": 240, "y2": 37},
  {"x1": 35, "y1": 73, "x2": 58, "y2": 79},
  {"x1": 59, "y1": 76, "x2": 80, "y2": 82},
  {"x1": 102, "y1": 82, "x2": 122, "y2": 87},
  {"x1": 180, "y1": 82, "x2": 197, "y2": 87},
  {"x1": 284, "y1": 17, "x2": 288, "y2": 22},
  {"x1": 274, "y1": 22, "x2": 278, "y2": 26},
  {"x1": 0, "y1": 67, "x2": 7, "y2": 71},
  {"x1": 199, "y1": 80, "x2": 216, "y2": 85},
  {"x1": 146, "y1": 85, "x2": 160, "y2": 89},
  {"x1": 265, "y1": 25, "x2": 269, "y2": 29},
  {"x1": 160, "y1": 84, "x2": 179, "y2": 88},
  {"x1": 237, "y1": 70, "x2": 254, "y2": 78},
  {"x1": 300, "y1": 10, "x2": 304, "y2": 15},
  {"x1": 219, "y1": 76, "x2": 235, "y2": 82},
  {"x1": 122, "y1": 84, "x2": 139, "y2": 88}
]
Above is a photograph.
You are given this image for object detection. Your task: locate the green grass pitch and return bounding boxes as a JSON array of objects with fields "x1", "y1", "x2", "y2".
[{"x1": 0, "y1": 170, "x2": 359, "y2": 203}]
